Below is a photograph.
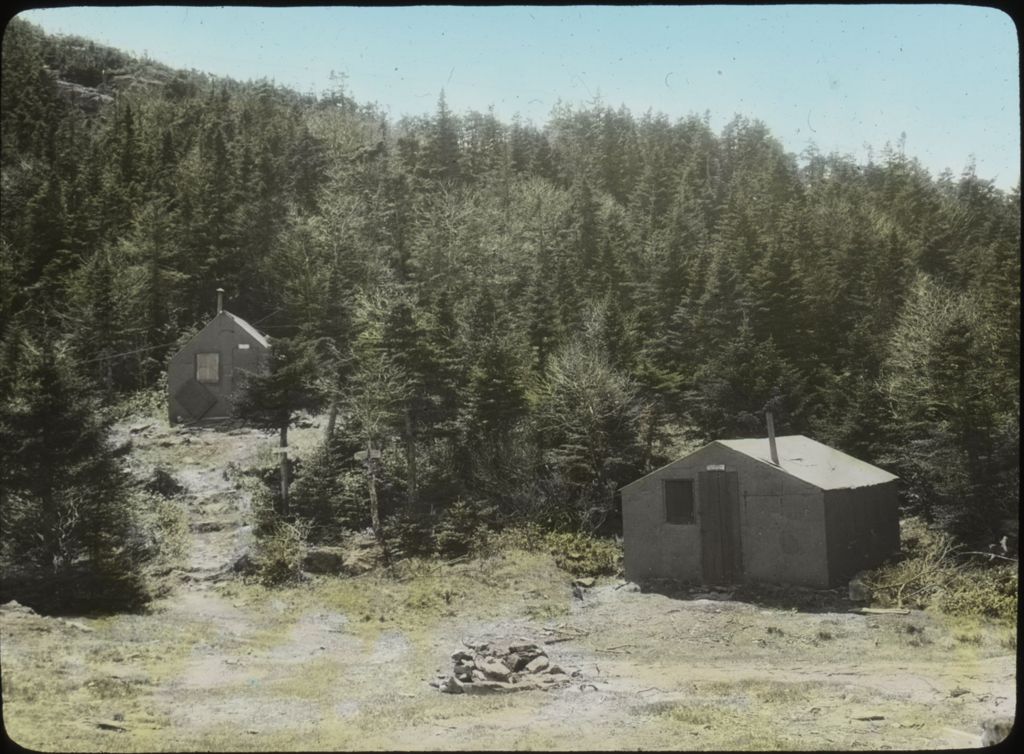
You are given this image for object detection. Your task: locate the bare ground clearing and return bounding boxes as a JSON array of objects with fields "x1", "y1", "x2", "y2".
[{"x1": 1, "y1": 418, "x2": 1015, "y2": 751}]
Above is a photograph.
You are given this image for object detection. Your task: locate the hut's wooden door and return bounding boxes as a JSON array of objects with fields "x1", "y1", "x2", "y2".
[{"x1": 698, "y1": 470, "x2": 742, "y2": 584}]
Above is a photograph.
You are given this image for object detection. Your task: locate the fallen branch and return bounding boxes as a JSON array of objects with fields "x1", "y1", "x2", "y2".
[
  {"x1": 962, "y1": 551, "x2": 1017, "y2": 562},
  {"x1": 93, "y1": 720, "x2": 129, "y2": 732},
  {"x1": 432, "y1": 555, "x2": 469, "y2": 571},
  {"x1": 850, "y1": 607, "x2": 910, "y2": 615},
  {"x1": 543, "y1": 625, "x2": 588, "y2": 637}
]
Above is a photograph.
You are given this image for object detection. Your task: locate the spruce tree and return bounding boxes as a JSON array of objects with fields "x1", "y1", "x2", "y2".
[{"x1": 0, "y1": 332, "x2": 155, "y2": 610}]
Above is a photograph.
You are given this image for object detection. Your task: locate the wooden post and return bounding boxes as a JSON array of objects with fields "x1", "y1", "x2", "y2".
[
  {"x1": 404, "y1": 411, "x2": 421, "y2": 514},
  {"x1": 765, "y1": 408, "x2": 780, "y2": 466},
  {"x1": 324, "y1": 400, "x2": 338, "y2": 443},
  {"x1": 356, "y1": 441, "x2": 390, "y2": 564},
  {"x1": 366, "y1": 439, "x2": 380, "y2": 534},
  {"x1": 279, "y1": 423, "x2": 289, "y2": 515}
]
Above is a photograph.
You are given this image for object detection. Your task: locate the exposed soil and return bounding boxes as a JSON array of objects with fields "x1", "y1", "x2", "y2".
[{"x1": 1, "y1": 418, "x2": 1016, "y2": 751}]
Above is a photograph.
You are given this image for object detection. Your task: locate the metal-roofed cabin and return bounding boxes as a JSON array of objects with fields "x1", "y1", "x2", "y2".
[
  {"x1": 167, "y1": 289, "x2": 270, "y2": 424},
  {"x1": 620, "y1": 434, "x2": 900, "y2": 588}
]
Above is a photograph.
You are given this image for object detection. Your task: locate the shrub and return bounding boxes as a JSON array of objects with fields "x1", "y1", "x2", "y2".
[
  {"x1": 866, "y1": 516, "x2": 1018, "y2": 622},
  {"x1": 251, "y1": 519, "x2": 310, "y2": 586},
  {"x1": 936, "y1": 564, "x2": 1017, "y2": 622},
  {"x1": 488, "y1": 523, "x2": 622, "y2": 578},
  {"x1": 242, "y1": 477, "x2": 280, "y2": 538},
  {"x1": 145, "y1": 466, "x2": 186, "y2": 498},
  {"x1": 137, "y1": 491, "x2": 190, "y2": 575},
  {"x1": 434, "y1": 499, "x2": 497, "y2": 558},
  {"x1": 385, "y1": 509, "x2": 435, "y2": 558},
  {"x1": 104, "y1": 387, "x2": 165, "y2": 423},
  {"x1": 545, "y1": 531, "x2": 622, "y2": 576},
  {"x1": 382, "y1": 499, "x2": 499, "y2": 561},
  {"x1": 287, "y1": 438, "x2": 371, "y2": 543},
  {"x1": 330, "y1": 468, "x2": 374, "y2": 532}
]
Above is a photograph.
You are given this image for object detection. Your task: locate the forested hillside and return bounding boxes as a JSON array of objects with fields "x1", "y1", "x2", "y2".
[{"x1": 1, "y1": 16, "x2": 1018, "y2": 573}]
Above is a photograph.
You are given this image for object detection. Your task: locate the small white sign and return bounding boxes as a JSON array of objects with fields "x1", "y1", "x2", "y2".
[
  {"x1": 238, "y1": 343, "x2": 250, "y2": 350},
  {"x1": 706, "y1": 464, "x2": 726, "y2": 471}
]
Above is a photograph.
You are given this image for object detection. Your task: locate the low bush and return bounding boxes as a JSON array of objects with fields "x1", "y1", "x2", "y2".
[
  {"x1": 139, "y1": 492, "x2": 190, "y2": 575},
  {"x1": 489, "y1": 523, "x2": 622, "y2": 577},
  {"x1": 545, "y1": 531, "x2": 622, "y2": 576},
  {"x1": 288, "y1": 441, "x2": 370, "y2": 542},
  {"x1": 434, "y1": 499, "x2": 497, "y2": 558},
  {"x1": 385, "y1": 509, "x2": 435, "y2": 558},
  {"x1": 383, "y1": 499, "x2": 498, "y2": 560},
  {"x1": 104, "y1": 387, "x2": 165, "y2": 423},
  {"x1": 935, "y1": 564, "x2": 1017, "y2": 622},
  {"x1": 251, "y1": 519, "x2": 310, "y2": 586},
  {"x1": 145, "y1": 466, "x2": 186, "y2": 497},
  {"x1": 241, "y1": 477, "x2": 280, "y2": 537},
  {"x1": 866, "y1": 516, "x2": 1017, "y2": 622}
]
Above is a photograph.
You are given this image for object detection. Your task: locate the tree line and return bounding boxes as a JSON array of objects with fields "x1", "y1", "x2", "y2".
[{"x1": 1, "y1": 19, "x2": 1018, "y2": 602}]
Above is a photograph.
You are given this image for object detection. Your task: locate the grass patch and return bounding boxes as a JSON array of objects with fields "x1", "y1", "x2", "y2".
[
  {"x1": 633, "y1": 687, "x2": 823, "y2": 750},
  {"x1": 654, "y1": 701, "x2": 736, "y2": 726},
  {"x1": 954, "y1": 630, "x2": 983, "y2": 645},
  {"x1": 998, "y1": 628, "x2": 1016, "y2": 652},
  {"x1": 489, "y1": 525, "x2": 622, "y2": 578},
  {"x1": 237, "y1": 547, "x2": 572, "y2": 643}
]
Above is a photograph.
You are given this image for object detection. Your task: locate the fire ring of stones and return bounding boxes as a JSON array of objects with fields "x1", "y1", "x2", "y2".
[{"x1": 430, "y1": 637, "x2": 575, "y2": 694}]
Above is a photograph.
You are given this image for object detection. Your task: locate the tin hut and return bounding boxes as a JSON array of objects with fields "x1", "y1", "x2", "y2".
[
  {"x1": 167, "y1": 290, "x2": 270, "y2": 424},
  {"x1": 620, "y1": 434, "x2": 900, "y2": 588}
]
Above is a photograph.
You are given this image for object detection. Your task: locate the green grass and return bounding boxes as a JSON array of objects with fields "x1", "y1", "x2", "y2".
[
  {"x1": 631, "y1": 685, "x2": 829, "y2": 750},
  {"x1": 4, "y1": 495, "x2": 1015, "y2": 753},
  {"x1": 227, "y1": 547, "x2": 572, "y2": 645}
]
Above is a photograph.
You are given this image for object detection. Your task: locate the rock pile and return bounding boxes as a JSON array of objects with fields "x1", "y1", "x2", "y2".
[{"x1": 431, "y1": 638, "x2": 573, "y2": 694}]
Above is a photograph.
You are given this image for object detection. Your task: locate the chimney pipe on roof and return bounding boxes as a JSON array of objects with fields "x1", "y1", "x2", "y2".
[
  {"x1": 765, "y1": 408, "x2": 780, "y2": 466},
  {"x1": 216, "y1": 288, "x2": 224, "y2": 314}
]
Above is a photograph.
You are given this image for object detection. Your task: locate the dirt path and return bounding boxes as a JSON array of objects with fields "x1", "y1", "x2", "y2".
[
  {"x1": 135, "y1": 422, "x2": 333, "y2": 731},
  {"x1": 118, "y1": 421, "x2": 270, "y2": 581},
  {"x1": 2, "y1": 418, "x2": 1015, "y2": 750}
]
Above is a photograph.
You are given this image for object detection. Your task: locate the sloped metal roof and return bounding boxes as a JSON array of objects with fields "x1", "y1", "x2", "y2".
[
  {"x1": 620, "y1": 434, "x2": 898, "y2": 493},
  {"x1": 715, "y1": 435, "x2": 898, "y2": 490},
  {"x1": 224, "y1": 311, "x2": 270, "y2": 348}
]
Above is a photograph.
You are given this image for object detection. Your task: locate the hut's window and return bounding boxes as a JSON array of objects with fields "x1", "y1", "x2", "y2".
[
  {"x1": 238, "y1": 343, "x2": 250, "y2": 350},
  {"x1": 196, "y1": 352, "x2": 220, "y2": 383},
  {"x1": 664, "y1": 479, "x2": 695, "y2": 524}
]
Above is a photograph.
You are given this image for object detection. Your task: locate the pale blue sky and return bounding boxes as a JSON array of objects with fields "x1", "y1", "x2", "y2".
[{"x1": 14, "y1": 4, "x2": 1021, "y2": 189}]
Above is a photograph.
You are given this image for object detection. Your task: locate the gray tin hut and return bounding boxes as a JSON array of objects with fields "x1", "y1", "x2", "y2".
[
  {"x1": 620, "y1": 435, "x2": 900, "y2": 588},
  {"x1": 167, "y1": 290, "x2": 270, "y2": 424}
]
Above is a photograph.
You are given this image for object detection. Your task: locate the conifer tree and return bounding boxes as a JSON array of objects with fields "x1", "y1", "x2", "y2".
[
  {"x1": 0, "y1": 332, "x2": 156, "y2": 610},
  {"x1": 234, "y1": 336, "x2": 322, "y2": 514},
  {"x1": 533, "y1": 340, "x2": 646, "y2": 532}
]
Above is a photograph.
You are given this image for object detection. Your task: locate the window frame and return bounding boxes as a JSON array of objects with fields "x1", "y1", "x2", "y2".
[
  {"x1": 663, "y1": 478, "x2": 696, "y2": 525},
  {"x1": 195, "y1": 352, "x2": 221, "y2": 384}
]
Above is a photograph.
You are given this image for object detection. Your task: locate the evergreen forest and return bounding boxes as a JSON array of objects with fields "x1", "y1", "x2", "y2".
[{"x1": 1, "y1": 19, "x2": 1018, "y2": 606}]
